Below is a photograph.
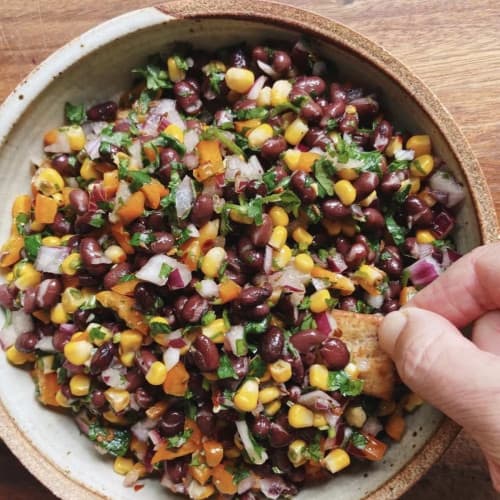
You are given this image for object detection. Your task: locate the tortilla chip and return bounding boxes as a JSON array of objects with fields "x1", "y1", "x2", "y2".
[{"x1": 331, "y1": 310, "x2": 395, "y2": 401}]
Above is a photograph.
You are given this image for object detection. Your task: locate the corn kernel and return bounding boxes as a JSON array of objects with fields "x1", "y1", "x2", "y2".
[
  {"x1": 64, "y1": 340, "x2": 93, "y2": 366},
  {"x1": 164, "y1": 123, "x2": 184, "y2": 143},
  {"x1": 105, "y1": 388, "x2": 131, "y2": 413},
  {"x1": 353, "y1": 264, "x2": 386, "y2": 295},
  {"x1": 167, "y1": 56, "x2": 186, "y2": 83},
  {"x1": 33, "y1": 167, "x2": 65, "y2": 195},
  {"x1": 55, "y1": 389, "x2": 71, "y2": 407},
  {"x1": 259, "y1": 386, "x2": 281, "y2": 404},
  {"x1": 310, "y1": 289, "x2": 331, "y2": 313},
  {"x1": 103, "y1": 410, "x2": 129, "y2": 425},
  {"x1": 61, "y1": 253, "x2": 82, "y2": 276},
  {"x1": 292, "y1": 227, "x2": 314, "y2": 246},
  {"x1": 201, "y1": 246, "x2": 227, "y2": 278},
  {"x1": 271, "y1": 79, "x2": 292, "y2": 107},
  {"x1": 385, "y1": 135, "x2": 404, "y2": 157},
  {"x1": 272, "y1": 245, "x2": 292, "y2": 270},
  {"x1": 104, "y1": 245, "x2": 126, "y2": 264},
  {"x1": 359, "y1": 190, "x2": 378, "y2": 208},
  {"x1": 202, "y1": 318, "x2": 228, "y2": 344},
  {"x1": 229, "y1": 209, "x2": 253, "y2": 224},
  {"x1": 313, "y1": 413, "x2": 328, "y2": 429},
  {"x1": 309, "y1": 364, "x2": 329, "y2": 391},
  {"x1": 41, "y1": 236, "x2": 61, "y2": 247},
  {"x1": 120, "y1": 351, "x2": 136, "y2": 368},
  {"x1": 146, "y1": 361, "x2": 168, "y2": 386},
  {"x1": 345, "y1": 104, "x2": 357, "y2": 114},
  {"x1": 264, "y1": 400, "x2": 282, "y2": 417},
  {"x1": 269, "y1": 359, "x2": 292, "y2": 383},
  {"x1": 268, "y1": 225, "x2": 288, "y2": 250},
  {"x1": 334, "y1": 179, "x2": 357, "y2": 206},
  {"x1": 416, "y1": 229, "x2": 436, "y2": 244},
  {"x1": 344, "y1": 362, "x2": 359, "y2": 379},
  {"x1": 233, "y1": 378, "x2": 259, "y2": 412},
  {"x1": 66, "y1": 125, "x2": 86, "y2": 151},
  {"x1": 294, "y1": 253, "x2": 314, "y2": 273},
  {"x1": 288, "y1": 403, "x2": 314, "y2": 428},
  {"x1": 288, "y1": 440, "x2": 307, "y2": 467},
  {"x1": 269, "y1": 206, "x2": 289, "y2": 227},
  {"x1": 247, "y1": 123, "x2": 274, "y2": 149},
  {"x1": 29, "y1": 221, "x2": 45, "y2": 232},
  {"x1": 61, "y1": 287, "x2": 86, "y2": 313},
  {"x1": 80, "y1": 158, "x2": 99, "y2": 181},
  {"x1": 403, "y1": 392, "x2": 424, "y2": 412},
  {"x1": 6, "y1": 345, "x2": 35, "y2": 365},
  {"x1": 257, "y1": 86, "x2": 272, "y2": 107},
  {"x1": 406, "y1": 135, "x2": 431, "y2": 157},
  {"x1": 323, "y1": 448, "x2": 351, "y2": 474},
  {"x1": 113, "y1": 456, "x2": 135, "y2": 476},
  {"x1": 86, "y1": 323, "x2": 113, "y2": 346},
  {"x1": 50, "y1": 303, "x2": 68, "y2": 324},
  {"x1": 284, "y1": 118, "x2": 309, "y2": 146},
  {"x1": 345, "y1": 406, "x2": 367, "y2": 428},
  {"x1": 225, "y1": 67, "x2": 255, "y2": 94},
  {"x1": 60, "y1": 234, "x2": 74, "y2": 245},
  {"x1": 337, "y1": 167, "x2": 359, "y2": 181},
  {"x1": 410, "y1": 154, "x2": 434, "y2": 177},
  {"x1": 69, "y1": 374, "x2": 91, "y2": 397},
  {"x1": 13, "y1": 262, "x2": 42, "y2": 290},
  {"x1": 120, "y1": 329, "x2": 143, "y2": 353}
]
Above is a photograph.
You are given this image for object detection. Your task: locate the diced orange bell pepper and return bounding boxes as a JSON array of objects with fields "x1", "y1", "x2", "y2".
[
  {"x1": 0, "y1": 234, "x2": 24, "y2": 268},
  {"x1": 103, "y1": 170, "x2": 120, "y2": 197},
  {"x1": 203, "y1": 440, "x2": 224, "y2": 468},
  {"x1": 218, "y1": 280, "x2": 242, "y2": 304},
  {"x1": 34, "y1": 193, "x2": 58, "y2": 224},
  {"x1": 33, "y1": 370, "x2": 61, "y2": 407},
  {"x1": 190, "y1": 463, "x2": 212, "y2": 485},
  {"x1": 198, "y1": 220, "x2": 219, "y2": 254},
  {"x1": 296, "y1": 151, "x2": 321, "y2": 173},
  {"x1": 181, "y1": 239, "x2": 201, "y2": 271},
  {"x1": 143, "y1": 143, "x2": 157, "y2": 163},
  {"x1": 111, "y1": 223, "x2": 135, "y2": 255},
  {"x1": 197, "y1": 140, "x2": 222, "y2": 166},
  {"x1": 212, "y1": 463, "x2": 238, "y2": 495},
  {"x1": 116, "y1": 191, "x2": 145, "y2": 225},
  {"x1": 385, "y1": 413, "x2": 405, "y2": 441},
  {"x1": 111, "y1": 278, "x2": 141, "y2": 297},
  {"x1": 151, "y1": 419, "x2": 201, "y2": 463},
  {"x1": 141, "y1": 180, "x2": 168, "y2": 209},
  {"x1": 234, "y1": 119, "x2": 261, "y2": 133},
  {"x1": 95, "y1": 291, "x2": 148, "y2": 334},
  {"x1": 163, "y1": 362, "x2": 190, "y2": 397},
  {"x1": 32, "y1": 310, "x2": 51, "y2": 324}
]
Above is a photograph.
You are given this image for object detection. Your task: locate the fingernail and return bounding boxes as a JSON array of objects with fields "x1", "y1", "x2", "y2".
[{"x1": 379, "y1": 310, "x2": 407, "y2": 356}]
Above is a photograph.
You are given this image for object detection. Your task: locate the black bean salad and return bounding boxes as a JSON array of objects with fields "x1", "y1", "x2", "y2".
[{"x1": 0, "y1": 39, "x2": 465, "y2": 499}]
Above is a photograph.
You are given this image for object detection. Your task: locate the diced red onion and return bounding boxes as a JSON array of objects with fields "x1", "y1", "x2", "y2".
[
  {"x1": 225, "y1": 326, "x2": 247, "y2": 357},
  {"x1": 35, "y1": 336, "x2": 55, "y2": 352},
  {"x1": 163, "y1": 347, "x2": 181, "y2": 371},
  {"x1": 260, "y1": 477, "x2": 289, "y2": 500},
  {"x1": 225, "y1": 155, "x2": 248, "y2": 182},
  {"x1": 183, "y1": 152, "x2": 199, "y2": 170},
  {"x1": 101, "y1": 364, "x2": 128, "y2": 389},
  {"x1": 175, "y1": 176, "x2": 195, "y2": 220},
  {"x1": 325, "y1": 411, "x2": 341, "y2": 429},
  {"x1": 141, "y1": 113, "x2": 161, "y2": 137},
  {"x1": 298, "y1": 390, "x2": 340, "y2": 410},
  {"x1": 136, "y1": 255, "x2": 190, "y2": 287},
  {"x1": 314, "y1": 312, "x2": 337, "y2": 336},
  {"x1": 169, "y1": 338, "x2": 186, "y2": 349},
  {"x1": 44, "y1": 130, "x2": 72, "y2": 154},
  {"x1": 246, "y1": 75, "x2": 267, "y2": 100},
  {"x1": 247, "y1": 156, "x2": 265, "y2": 180},
  {"x1": 75, "y1": 412, "x2": 90, "y2": 435},
  {"x1": 442, "y1": 248, "x2": 462, "y2": 269},
  {"x1": 153, "y1": 99, "x2": 176, "y2": 115},
  {"x1": 297, "y1": 143, "x2": 309, "y2": 152},
  {"x1": 416, "y1": 243, "x2": 434, "y2": 258},
  {"x1": 327, "y1": 253, "x2": 348, "y2": 273},
  {"x1": 395, "y1": 149, "x2": 415, "y2": 161},
  {"x1": 312, "y1": 277, "x2": 330, "y2": 291},
  {"x1": 432, "y1": 211, "x2": 455, "y2": 239},
  {"x1": 238, "y1": 475, "x2": 256, "y2": 495},
  {"x1": 263, "y1": 245, "x2": 273, "y2": 275},
  {"x1": 161, "y1": 472, "x2": 185, "y2": 494},
  {"x1": 11, "y1": 309, "x2": 35, "y2": 335},
  {"x1": 235, "y1": 420, "x2": 268, "y2": 465},
  {"x1": 129, "y1": 140, "x2": 143, "y2": 168},
  {"x1": 406, "y1": 256, "x2": 442, "y2": 287},
  {"x1": 197, "y1": 279, "x2": 219, "y2": 299},
  {"x1": 234, "y1": 177, "x2": 249, "y2": 193},
  {"x1": 123, "y1": 469, "x2": 141, "y2": 488},
  {"x1": 34, "y1": 246, "x2": 70, "y2": 274},
  {"x1": 149, "y1": 429, "x2": 162, "y2": 447},
  {"x1": 257, "y1": 60, "x2": 279, "y2": 80},
  {"x1": 167, "y1": 108, "x2": 187, "y2": 131},
  {"x1": 365, "y1": 293, "x2": 384, "y2": 310},
  {"x1": 85, "y1": 137, "x2": 102, "y2": 159},
  {"x1": 186, "y1": 223, "x2": 200, "y2": 239},
  {"x1": 0, "y1": 325, "x2": 18, "y2": 350},
  {"x1": 184, "y1": 129, "x2": 200, "y2": 153},
  {"x1": 429, "y1": 170, "x2": 465, "y2": 208},
  {"x1": 131, "y1": 419, "x2": 157, "y2": 447},
  {"x1": 167, "y1": 264, "x2": 192, "y2": 290},
  {"x1": 362, "y1": 416, "x2": 383, "y2": 437}
]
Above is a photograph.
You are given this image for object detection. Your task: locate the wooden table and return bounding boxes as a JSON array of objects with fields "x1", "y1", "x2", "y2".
[{"x1": 0, "y1": 1, "x2": 499, "y2": 498}]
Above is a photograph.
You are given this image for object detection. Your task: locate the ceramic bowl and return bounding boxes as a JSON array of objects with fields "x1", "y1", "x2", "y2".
[{"x1": 0, "y1": 1, "x2": 497, "y2": 499}]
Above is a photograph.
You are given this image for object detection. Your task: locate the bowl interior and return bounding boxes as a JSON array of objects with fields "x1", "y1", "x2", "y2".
[{"x1": 0, "y1": 10, "x2": 484, "y2": 500}]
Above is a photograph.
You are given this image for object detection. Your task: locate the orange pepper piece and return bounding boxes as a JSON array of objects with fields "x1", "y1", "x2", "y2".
[
  {"x1": 163, "y1": 362, "x2": 190, "y2": 397},
  {"x1": 212, "y1": 463, "x2": 238, "y2": 495},
  {"x1": 111, "y1": 223, "x2": 135, "y2": 255},
  {"x1": 141, "y1": 180, "x2": 168, "y2": 209},
  {"x1": 95, "y1": 291, "x2": 148, "y2": 334},
  {"x1": 116, "y1": 191, "x2": 145, "y2": 225},
  {"x1": 385, "y1": 413, "x2": 405, "y2": 441},
  {"x1": 33, "y1": 370, "x2": 61, "y2": 407},
  {"x1": 218, "y1": 280, "x2": 242, "y2": 304},
  {"x1": 111, "y1": 278, "x2": 141, "y2": 297},
  {"x1": 151, "y1": 419, "x2": 201, "y2": 464},
  {"x1": 0, "y1": 234, "x2": 24, "y2": 268},
  {"x1": 34, "y1": 193, "x2": 58, "y2": 224},
  {"x1": 103, "y1": 170, "x2": 120, "y2": 197}
]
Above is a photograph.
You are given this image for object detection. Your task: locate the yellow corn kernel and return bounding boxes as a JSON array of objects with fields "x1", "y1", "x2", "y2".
[
  {"x1": 71, "y1": 331, "x2": 89, "y2": 342},
  {"x1": 345, "y1": 104, "x2": 357, "y2": 114},
  {"x1": 34, "y1": 167, "x2": 65, "y2": 196},
  {"x1": 269, "y1": 359, "x2": 292, "y2": 383},
  {"x1": 410, "y1": 154, "x2": 434, "y2": 177},
  {"x1": 13, "y1": 262, "x2": 42, "y2": 290},
  {"x1": 309, "y1": 364, "x2": 329, "y2": 391},
  {"x1": 229, "y1": 209, "x2": 253, "y2": 224},
  {"x1": 384, "y1": 135, "x2": 403, "y2": 157},
  {"x1": 201, "y1": 246, "x2": 227, "y2": 278},
  {"x1": 294, "y1": 253, "x2": 314, "y2": 273},
  {"x1": 167, "y1": 56, "x2": 186, "y2": 83},
  {"x1": 284, "y1": 118, "x2": 309, "y2": 146},
  {"x1": 86, "y1": 323, "x2": 113, "y2": 346},
  {"x1": 271, "y1": 79, "x2": 292, "y2": 107},
  {"x1": 66, "y1": 125, "x2": 86, "y2": 151},
  {"x1": 272, "y1": 245, "x2": 292, "y2": 270},
  {"x1": 55, "y1": 389, "x2": 71, "y2": 408},
  {"x1": 41, "y1": 236, "x2": 61, "y2": 247},
  {"x1": 259, "y1": 368, "x2": 272, "y2": 383},
  {"x1": 146, "y1": 361, "x2": 168, "y2": 386},
  {"x1": 322, "y1": 219, "x2": 342, "y2": 236},
  {"x1": 334, "y1": 179, "x2": 357, "y2": 206},
  {"x1": 403, "y1": 392, "x2": 424, "y2": 412},
  {"x1": 234, "y1": 119, "x2": 261, "y2": 134},
  {"x1": 406, "y1": 135, "x2": 431, "y2": 157},
  {"x1": 264, "y1": 400, "x2": 282, "y2": 417},
  {"x1": 259, "y1": 386, "x2": 281, "y2": 405},
  {"x1": 225, "y1": 67, "x2": 255, "y2": 94},
  {"x1": 233, "y1": 378, "x2": 259, "y2": 412},
  {"x1": 50, "y1": 303, "x2": 68, "y2": 324},
  {"x1": 103, "y1": 244, "x2": 126, "y2": 264},
  {"x1": 202, "y1": 318, "x2": 228, "y2": 344},
  {"x1": 345, "y1": 406, "x2": 367, "y2": 428},
  {"x1": 288, "y1": 440, "x2": 307, "y2": 467},
  {"x1": 257, "y1": 86, "x2": 272, "y2": 107},
  {"x1": 292, "y1": 227, "x2": 314, "y2": 247},
  {"x1": 64, "y1": 340, "x2": 93, "y2": 366},
  {"x1": 269, "y1": 206, "x2": 289, "y2": 227},
  {"x1": 268, "y1": 225, "x2": 288, "y2": 250},
  {"x1": 80, "y1": 158, "x2": 99, "y2": 181},
  {"x1": 313, "y1": 412, "x2": 328, "y2": 428},
  {"x1": 187, "y1": 482, "x2": 216, "y2": 500},
  {"x1": 164, "y1": 123, "x2": 184, "y2": 143},
  {"x1": 61, "y1": 253, "x2": 82, "y2": 276},
  {"x1": 353, "y1": 264, "x2": 386, "y2": 295},
  {"x1": 416, "y1": 229, "x2": 436, "y2": 244},
  {"x1": 359, "y1": 190, "x2": 378, "y2": 208},
  {"x1": 61, "y1": 287, "x2": 86, "y2": 313},
  {"x1": 5, "y1": 272, "x2": 14, "y2": 284},
  {"x1": 120, "y1": 351, "x2": 136, "y2": 368},
  {"x1": 344, "y1": 362, "x2": 359, "y2": 379},
  {"x1": 105, "y1": 388, "x2": 131, "y2": 413},
  {"x1": 103, "y1": 410, "x2": 129, "y2": 426},
  {"x1": 113, "y1": 456, "x2": 135, "y2": 476},
  {"x1": 69, "y1": 374, "x2": 91, "y2": 397},
  {"x1": 120, "y1": 329, "x2": 143, "y2": 353},
  {"x1": 247, "y1": 123, "x2": 274, "y2": 149},
  {"x1": 282, "y1": 149, "x2": 301, "y2": 171},
  {"x1": 60, "y1": 234, "x2": 74, "y2": 245},
  {"x1": 6, "y1": 345, "x2": 35, "y2": 365},
  {"x1": 337, "y1": 167, "x2": 359, "y2": 181},
  {"x1": 288, "y1": 403, "x2": 314, "y2": 428},
  {"x1": 323, "y1": 448, "x2": 350, "y2": 474},
  {"x1": 309, "y1": 289, "x2": 331, "y2": 313}
]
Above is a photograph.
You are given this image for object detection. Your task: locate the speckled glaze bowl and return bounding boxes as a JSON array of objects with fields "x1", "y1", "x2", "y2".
[{"x1": 0, "y1": 1, "x2": 497, "y2": 499}]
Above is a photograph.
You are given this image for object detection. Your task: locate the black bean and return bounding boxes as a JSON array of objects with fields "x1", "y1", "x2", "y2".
[
  {"x1": 252, "y1": 46, "x2": 269, "y2": 63},
  {"x1": 238, "y1": 238, "x2": 264, "y2": 271},
  {"x1": 103, "y1": 262, "x2": 132, "y2": 290},
  {"x1": 150, "y1": 232, "x2": 175, "y2": 254},
  {"x1": 166, "y1": 458, "x2": 188, "y2": 484},
  {"x1": 181, "y1": 295, "x2": 209, "y2": 324},
  {"x1": 134, "y1": 283, "x2": 158, "y2": 312},
  {"x1": 261, "y1": 136, "x2": 287, "y2": 160},
  {"x1": 303, "y1": 128, "x2": 331, "y2": 150},
  {"x1": 290, "y1": 171, "x2": 317, "y2": 203},
  {"x1": 290, "y1": 329, "x2": 325, "y2": 353},
  {"x1": 90, "y1": 342, "x2": 116, "y2": 375},
  {"x1": 135, "y1": 387, "x2": 154, "y2": 409},
  {"x1": 300, "y1": 100, "x2": 323, "y2": 122},
  {"x1": 69, "y1": 189, "x2": 89, "y2": 215},
  {"x1": 197, "y1": 404, "x2": 216, "y2": 437},
  {"x1": 405, "y1": 195, "x2": 433, "y2": 228},
  {"x1": 159, "y1": 411, "x2": 186, "y2": 437},
  {"x1": 335, "y1": 236, "x2": 351, "y2": 256},
  {"x1": 382, "y1": 299, "x2": 399, "y2": 314},
  {"x1": 51, "y1": 154, "x2": 78, "y2": 176},
  {"x1": 330, "y1": 83, "x2": 348, "y2": 103},
  {"x1": 244, "y1": 302, "x2": 270, "y2": 321},
  {"x1": 50, "y1": 212, "x2": 72, "y2": 236},
  {"x1": 245, "y1": 180, "x2": 268, "y2": 198},
  {"x1": 345, "y1": 242, "x2": 368, "y2": 268},
  {"x1": 87, "y1": 101, "x2": 118, "y2": 122},
  {"x1": 363, "y1": 208, "x2": 385, "y2": 230},
  {"x1": 294, "y1": 76, "x2": 326, "y2": 97},
  {"x1": 36, "y1": 278, "x2": 62, "y2": 309},
  {"x1": 322, "y1": 198, "x2": 351, "y2": 220},
  {"x1": 239, "y1": 284, "x2": 272, "y2": 307},
  {"x1": 248, "y1": 214, "x2": 273, "y2": 248},
  {"x1": 191, "y1": 194, "x2": 214, "y2": 227},
  {"x1": 339, "y1": 296, "x2": 357, "y2": 312},
  {"x1": 15, "y1": 331, "x2": 39, "y2": 353},
  {"x1": 319, "y1": 338, "x2": 350, "y2": 370},
  {"x1": 272, "y1": 50, "x2": 292, "y2": 74},
  {"x1": 191, "y1": 334, "x2": 219, "y2": 372},
  {"x1": 380, "y1": 171, "x2": 403, "y2": 196},
  {"x1": 321, "y1": 100, "x2": 346, "y2": 121},
  {"x1": 174, "y1": 80, "x2": 202, "y2": 115},
  {"x1": 349, "y1": 96, "x2": 379, "y2": 117},
  {"x1": 52, "y1": 328, "x2": 73, "y2": 352},
  {"x1": 269, "y1": 422, "x2": 293, "y2": 448},
  {"x1": 146, "y1": 211, "x2": 165, "y2": 231},
  {"x1": 90, "y1": 390, "x2": 107, "y2": 409},
  {"x1": 135, "y1": 349, "x2": 157, "y2": 375},
  {"x1": 339, "y1": 112, "x2": 359, "y2": 134},
  {"x1": 373, "y1": 120, "x2": 393, "y2": 152},
  {"x1": 260, "y1": 327, "x2": 284, "y2": 363},
  {"x1": 80, "y1": 237, "x2": 110, "y2": 276},
  {"x1": 354, "y1": 172, "x2": 379, "y2": 201}
]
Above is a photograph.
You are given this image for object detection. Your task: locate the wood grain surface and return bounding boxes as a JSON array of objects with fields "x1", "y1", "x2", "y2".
[{"x1": 0, "y1": 1, "x2": 499, "y2": 499}]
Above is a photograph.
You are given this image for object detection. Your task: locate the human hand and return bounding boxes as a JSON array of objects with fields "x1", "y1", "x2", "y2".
[{"x1": 379, "y1": 242, "x2": 500, "y2": 491}]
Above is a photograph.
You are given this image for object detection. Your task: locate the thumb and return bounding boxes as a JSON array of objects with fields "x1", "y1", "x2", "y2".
[{"x1": 379, "y1": 307, "x2": 500, "y2": 435}]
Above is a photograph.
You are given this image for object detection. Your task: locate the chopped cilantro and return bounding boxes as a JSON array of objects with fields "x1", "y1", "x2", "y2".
[
  {"x1": 298, "y1": 297, "x2": 311, "y2": 310},
  {"x1": 305, "y1": 204, "x2": 321, "y2": 224},
  {"x1": 129, "y1": 232, "x2": 156, "y2": 248},
  {"x1": 15, "y1": 213, "x2": 30, "y2": 236},
  {"x1": 173, "y1": 54, "x2": 189, "y2": 71},
  {"x1": 172, "y1": 226, "x2": 192, "y2": 245},
  {"x1": 89, "y1": 326, "x2": 106, "y2": 342},
  {"x1": 159, "y1": 262, "x2": 173, "y2": 279},
  {"x1": 167, "y1": 428, "x2": 193, "y2": 448},
  {"x1": 149, "y1": 319, "x2": 170, "y2": 335},
  {"x1": 201, "y1": 126, "x2": 245, "y2": 158},
  {"x1": 388, "y1": 159, "x2": 410, "y2": 172},
  {"x1": 305, "y1": 434, "x2": 323, "y2": 461},
  {"x1": 64, "y1": 102, "x2": 86, "y2": 125},
  {"x1": 263, "y1": 169, "x2": 278, "y2": 191},
  {"x1": 132, "y1": 65, "x2": 172, "y2": 91},
  {"x1": 270, "y1": 102, "x2": 300, "y2": 117},
  {"x1": 118, "y1": 165, "x2": 152, "y2": 192},
  {"x1": 385, "y1": 214, "x2": 407, "y2": 246},
  {"x1": 277, "y1": 190, "x2": 301, "y2": 217},
  {"x1": 313, "y1": 157, "x2": 336, "y2": 196},
  {"x1": 299, "y1": 314, "x2": 316, "y2": 330},
  {"x1": 136, "y1": 91, "x2": 152, "y2": 114},
  {"x1": 89, "y1": 213, "x2": 106, "y2": 228},
  {"x1": 155, "y1": 133, "x2": 186, "y2": 156},
  {"x1": 232, "y1": 467, "x2": 251, "y2": 484},
  {"x1": 244, "y1": 318, "x2": 269, "y2": 335},
  {"x1": 248, "y1": 355, "x2": 267, "y2": 378},
  {"x1": 325, "y1": 118, "x2": 338, "y2": 132},
  {"x1": 24, "y1": 234, "x2": 42, "y2": 261},
  {"x1": 350, "y1": 431, "x2": 368, "y2": 449},
  {"x1": 118, "y1": 273, "x2": 136, "y2": 283},
  {"x1": 234, "y1": 107, "x2": 269, "y2": 121},
  {"x1": 209, "y1": 72, "x2": 226, "y2": 94},
  {"x1": 393, "y1": 183, "x2": 411, "y2": 204},
  {"x1": 201, "y1": 310, "x2": 216, "y2": 326},
  {"x1": 217, "y1": 353, "x2": 238, "y2": 380},
  {"x1": 88, "y1": 424, "x2": 130, "y2": 457},
  {"x1": 327, "y1": 370, "x2": 364, "y2": 396}
]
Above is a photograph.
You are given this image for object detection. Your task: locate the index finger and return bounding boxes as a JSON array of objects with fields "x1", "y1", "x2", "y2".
[{"x1": 409, "y1": 242, "x2": 500, "y2": 328}]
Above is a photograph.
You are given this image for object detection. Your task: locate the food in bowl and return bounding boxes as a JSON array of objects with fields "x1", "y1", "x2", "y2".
[{"x1": 0, "y1": 39, "x2": 465, "y2": 498}]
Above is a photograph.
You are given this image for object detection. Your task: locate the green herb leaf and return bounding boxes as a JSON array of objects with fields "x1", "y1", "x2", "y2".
[
  {"x1": 235, "y1": 107, "x2": 269, "y2": 121},
  {"x1": 88, "y1": 424, "x2": 130, "y2": 457},
  {"x1": 15, "y1": 213, "x2": 30, "y2": 236},
  {"x1": 173, "y1": 54, "x2": 189, "y2": 71},
  {"x1": 327, "y1": 370, "x2": 364, "y2": 396},
  {"x1": 385, "y1": 214, "x2": 407, "y2": 246},
  {"x1": 388, "y1": 159, "x2": 410, "y2": 172},
  {"x1": 167, "y1": 428, "x2": 193, "y2": 448},
  {"x1": 393, "y1": 183, "x2": 411, "y2": 205},
  {"x1": 118, "y1": 165, "x2": 152, "y2": 192},
  {"x1": 157, "y1": 133, "x2": 186, "y2": 156},
  {"x1": 24, "y1": 234, "x2": 42, "y2": 262},
  {"x1": 350, "y1": 431, "x2": 368, "y2": 449},
  {"x1": 201, "y1": 310, "x2": 216, "y2": 326},
  {"x1": 313, "y1": 157, "x2": 336, "y2": 196},
  {"x1": 149, "y1": 319, "x2": 171, "y2": 335},
  {"x1": 248, "y1": 355, "x2": 267, "y2": 378},
  {"x1": 132, "y1": 65, "x2": 172, "y2": 91},
  {"x1": 209, "y1": 72, "x2": 226, "y2": 94},
  {"x1": 277, "y1": 190, "x2": 301, "y2": 217},
  {"x1": 118, "y1": 273, "x2": 136, "y2": 283},
  {"x1": 129, "y1": 232, "x2": 156, "y2": 248},
  {"x1": 244, "y1": 318, "x2": 269, "y2": 335},
  {"x1": 201, "y1": 126, "x2": 245, "y2": 158},
  {"x1": 89, "y1": 213, "x2": 106, "y2": 228},
  {"x1": 232, "y1": 467, "x2": 251, "y2": 484},
  {"x1": 65, "y1": 102, "x2": 86, "y2": 125},
  {"x1": 159, "y1": 262, "x2": 173, "y2": 279},
  {"x1": 217, "y1": 353, "x2": 238, "y2": 380},
  {"x1": 89, "y1": 326, "x2": 106, "y2": 342}
]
